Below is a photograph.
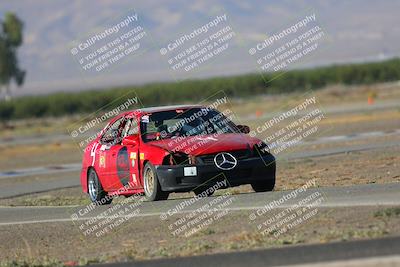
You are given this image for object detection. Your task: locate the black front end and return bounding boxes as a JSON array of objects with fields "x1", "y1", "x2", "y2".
[{"x1": 155, "y1": 149, "x2": 276, "y2": 192}]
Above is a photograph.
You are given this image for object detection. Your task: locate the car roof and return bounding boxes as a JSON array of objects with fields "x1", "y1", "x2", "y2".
[
  {"x1": 136, "y1": 104, "x2": 205, "y2": 113},
  {"x1": 119, "y1": 104, "x2": 209, "y2": 120}
]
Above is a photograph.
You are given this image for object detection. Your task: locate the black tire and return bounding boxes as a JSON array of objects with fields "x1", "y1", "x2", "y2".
[
  {"x1": 251, "y1": 178, "x2": 275, "y2": 192},
  {"x1": 143, "y1": 162, "x2": 169, "y2": 201},
  {"x1": 193, "y1": 186, "x2": 215, "y2": 197},
  {"x1": 88, "y1": 168, "x2": 113, "y2": 205}
]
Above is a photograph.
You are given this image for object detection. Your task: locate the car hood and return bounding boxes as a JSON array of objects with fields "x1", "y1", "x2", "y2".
[{"x1": 147, "y1": 133, "x2": 260, "y2": 156}]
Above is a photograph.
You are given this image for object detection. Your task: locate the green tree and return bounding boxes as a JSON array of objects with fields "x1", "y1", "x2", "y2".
[{"x1": 0, "y1": 12, "x2": 25, "y2": 101}]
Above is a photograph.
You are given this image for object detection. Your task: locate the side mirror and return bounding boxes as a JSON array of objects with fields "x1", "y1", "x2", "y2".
[
  {"x1": 237, "y1": 125, "x2": 250, "y2": 134},
  {"x1": 122, "y1": 134, "x2": 139, "y2": 146}
]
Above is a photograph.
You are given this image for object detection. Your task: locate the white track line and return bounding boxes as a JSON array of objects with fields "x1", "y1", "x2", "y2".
[{"x1": 0, "y1": 201, "x2": 399, "y2": 226}]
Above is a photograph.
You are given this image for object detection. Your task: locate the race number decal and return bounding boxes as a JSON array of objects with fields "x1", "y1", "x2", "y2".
[
  {"x1": 99, "y1": 151, "x2": 106, "y2": 168},
  {"x1": 90, "y1": 143, "x2": 100, "y2": 166}
]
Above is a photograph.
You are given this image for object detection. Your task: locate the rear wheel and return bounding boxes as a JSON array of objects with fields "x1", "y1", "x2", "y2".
[
  {"x1": 143, "y1": 162, "x2": 169, "y2": 201},
  {"x1": 88, "y1": 168, "x2": 112, "y2": 205},
  {"x1": 251, "y1": 178, "x2": 275, "y2": 192}
]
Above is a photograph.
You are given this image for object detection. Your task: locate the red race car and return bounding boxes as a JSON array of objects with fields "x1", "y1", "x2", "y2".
[{"x1": 80, "y1": 105, "x2": 276, "y2": 203}]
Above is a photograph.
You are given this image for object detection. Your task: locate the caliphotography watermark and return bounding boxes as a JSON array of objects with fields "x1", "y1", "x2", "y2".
[
  {"x1": 156, "y1": 97, "x2": 241, "y2": 155},
  {"x1": 159, "y1": 13, "x2": 236, "y2": 77},
  {"x1": 67, "y1": 94, "x2": 140, "y2": 152},
  {"x1": 70, "y1": 182, "x2": 145, "y2": 238},
  {"x1": 249, "y1": 12, "x2": 326, "y2": 73},
  {"x1": 70, "y1": 11, "x2": 148, "y2": 74},
  {"x1": 248, "y1": 94, "x2": 326, "y2": 157},
  {"x1": 249, "y1": 179, "x2": 325, "y2": 238},
  {"x1": 160, "y1": 178, "x2": 237, "y2": 238}
]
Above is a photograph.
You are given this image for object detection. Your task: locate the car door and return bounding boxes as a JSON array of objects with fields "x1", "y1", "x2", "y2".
[
  {"x1": 97, "y1": 116, "x2": 126, "y2": 191},
  {"x1": 107, "y1": 116, "x2": 141, "y2": 191}
]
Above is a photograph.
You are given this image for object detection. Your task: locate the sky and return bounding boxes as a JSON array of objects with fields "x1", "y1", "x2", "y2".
[{"x1": 1, "y1": 0, "x2": 400, "y2": 96}]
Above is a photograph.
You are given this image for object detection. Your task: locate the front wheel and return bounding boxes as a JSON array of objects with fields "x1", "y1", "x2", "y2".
[
  {"x1": 88, "y1": 168, "x2": 112, "y2": 205},
  {"x1": 251, "y1": 178, "x2": 275, "y2": 192},
  {"x1": 143, "y1": 162, "x2": 169, "y2": 201}
]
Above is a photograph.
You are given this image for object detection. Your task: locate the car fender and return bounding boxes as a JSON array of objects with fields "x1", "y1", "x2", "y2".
[
  {"x1": 80, "y1": 140, "x2": 101, "y2": 193},
  {"x1": 139, "y1": 143, "x2": 169, "y2": 168}
]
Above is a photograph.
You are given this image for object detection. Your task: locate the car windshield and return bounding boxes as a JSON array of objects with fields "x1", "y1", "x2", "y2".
[{"x1": 140, "y1": 108, "x2": 238, "y2": 142}]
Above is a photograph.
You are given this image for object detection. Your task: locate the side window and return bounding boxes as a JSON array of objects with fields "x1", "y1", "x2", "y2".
[
  {"x1": 122, "y1": 118, "x2": 139, "y2": 138},
  {"x1": 101, "y1": 117, "x2": 125, "y2": 144},
  {"x1": 164, "y1": 119, "x2": 180, "y2": 132},
  {"x1": 146, "y1": 121, "x2": 158, "y2": 134}
]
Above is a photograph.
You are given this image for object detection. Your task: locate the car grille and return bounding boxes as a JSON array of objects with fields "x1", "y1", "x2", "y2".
[{"x1": 198, "y1": 149, "x2": 251, "y2": 165}]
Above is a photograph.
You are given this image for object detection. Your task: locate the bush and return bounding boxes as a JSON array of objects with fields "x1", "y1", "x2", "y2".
[{"x1": 1, "y1": 58, "x2": 400, "y2": 120}]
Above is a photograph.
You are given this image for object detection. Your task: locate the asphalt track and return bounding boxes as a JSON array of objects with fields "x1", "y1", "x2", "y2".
[{"x1": 0, "y1": 182, "x2": 399, "y2": 226}]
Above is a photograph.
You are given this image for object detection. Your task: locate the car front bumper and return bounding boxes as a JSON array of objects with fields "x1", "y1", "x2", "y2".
[{"x1": 155, "y1": 154, "x2": 276, "y2": 192}]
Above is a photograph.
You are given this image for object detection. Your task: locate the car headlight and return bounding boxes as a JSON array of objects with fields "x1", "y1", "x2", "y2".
[{"x1": 254, "y1": 141, "x2": 270, "y2": 156}]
